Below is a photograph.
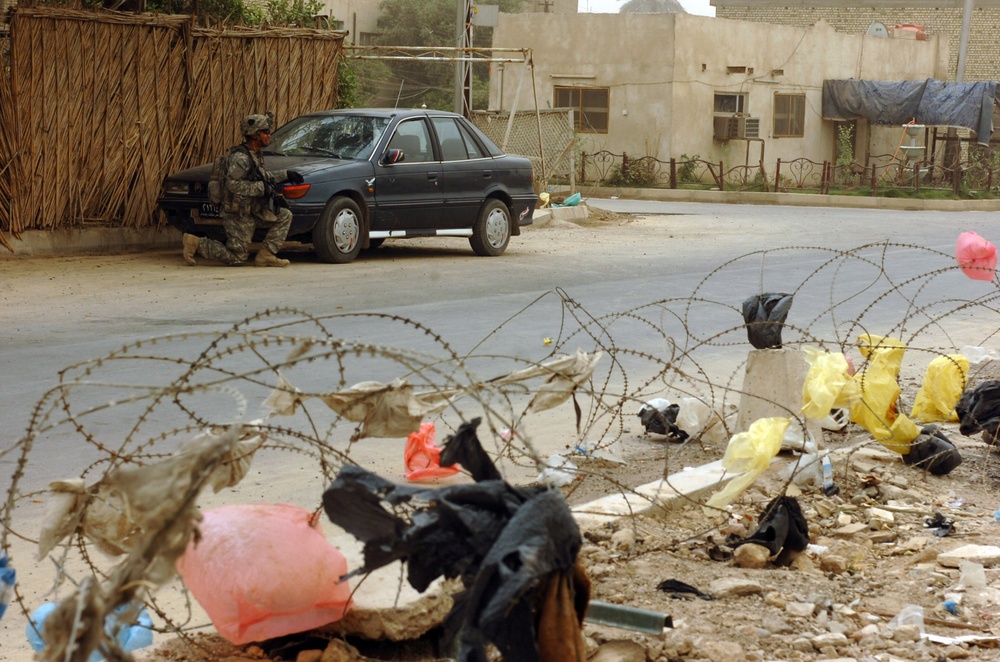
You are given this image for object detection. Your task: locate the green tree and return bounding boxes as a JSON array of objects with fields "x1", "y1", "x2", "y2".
[{"x1": 373, "y1": 0, "x2": 524, "y2": 110}]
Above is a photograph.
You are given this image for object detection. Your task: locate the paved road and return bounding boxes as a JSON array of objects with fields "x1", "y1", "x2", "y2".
[{"x1": 4, "y1": 198, "x2": 1000, "y2": 496}]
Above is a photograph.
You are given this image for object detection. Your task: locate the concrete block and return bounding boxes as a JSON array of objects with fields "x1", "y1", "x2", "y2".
[
  {"x1": 736, "y1": 348, "x2": 824, "y2": 448},
  {"x1": 937, "y1": 544, "x2": 1000, "y2": 568},
  {"x1": 549, "y1": 204, "x2": 589, "y2": 221}
]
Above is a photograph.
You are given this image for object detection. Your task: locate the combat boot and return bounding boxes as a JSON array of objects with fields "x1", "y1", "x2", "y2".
[
  {"x1": 254, "y1": 247, "x2": 289, "y2": 267},
  {"x1": 182, "y1": 233, "x2": 200, "y2": 266}
]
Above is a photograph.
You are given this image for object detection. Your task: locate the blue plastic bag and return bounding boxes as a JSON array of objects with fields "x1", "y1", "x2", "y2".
[
  {"x1": 0, "y1": 553, "x2": 15, "y2": 621},
  {"x1": 26, "y1": 601, "x2": 153, "y2": 660}
]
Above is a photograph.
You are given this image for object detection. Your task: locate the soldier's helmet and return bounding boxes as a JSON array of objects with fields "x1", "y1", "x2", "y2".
[{"x1": 241, "y1": 112, "x2": 275, "y2": 137}]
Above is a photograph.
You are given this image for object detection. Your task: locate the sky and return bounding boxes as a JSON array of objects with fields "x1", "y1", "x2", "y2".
[{"x1": 578, "y1": 0, "x2": 716, "y2": 16}]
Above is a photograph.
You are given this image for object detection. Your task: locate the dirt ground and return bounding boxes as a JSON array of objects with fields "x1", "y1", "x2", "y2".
[{"x1": 7, "y1": 207, "x2": 1000, "y2": 662}]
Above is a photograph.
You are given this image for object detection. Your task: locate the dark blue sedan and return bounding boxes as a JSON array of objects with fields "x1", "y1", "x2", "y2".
[{"x1": 157, "y1": 108, "x2": 537, "y2": 263}]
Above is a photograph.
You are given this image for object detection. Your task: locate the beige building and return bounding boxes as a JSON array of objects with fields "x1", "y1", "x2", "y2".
[
  {"x1": 490, "y1": 13, "x2": 949, "y2": 167},
  {"x1": 715, "y1": 0, "x2": 1000, "y2": 83}
]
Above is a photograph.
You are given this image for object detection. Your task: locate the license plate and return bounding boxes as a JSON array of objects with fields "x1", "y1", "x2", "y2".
[{"x1": 195, "y1": 203, "x2": 221, "y2": 220}]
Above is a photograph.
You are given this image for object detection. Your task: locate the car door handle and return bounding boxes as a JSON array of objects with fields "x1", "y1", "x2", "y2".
[
  {"x1": 427, "y1": 172, "x2": 438, "y2": 180},
  {"x1": 482, "y1": 170, "x2": 492, "y2": 178}
]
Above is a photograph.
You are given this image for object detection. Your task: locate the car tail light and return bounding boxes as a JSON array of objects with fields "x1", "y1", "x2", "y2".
[{"x1": 282, "y1": 184, "x2": 311, "y2": 200}]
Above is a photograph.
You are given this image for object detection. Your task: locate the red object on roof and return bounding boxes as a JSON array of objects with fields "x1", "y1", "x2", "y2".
[{"x1": 891, "y1": 24, "x2": 927, "y2": 40}]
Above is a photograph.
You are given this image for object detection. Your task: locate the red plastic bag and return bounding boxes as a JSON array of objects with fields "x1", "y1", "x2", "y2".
[
  {"x1": 956, "y1": 231, "x2": 997, "y2": 281},
  {"x1": 176, "y1": 503, "x2": 352, "y2": 645},
  {"x1": 405, "y1": 421, "x2": 460, "y2": 481}
]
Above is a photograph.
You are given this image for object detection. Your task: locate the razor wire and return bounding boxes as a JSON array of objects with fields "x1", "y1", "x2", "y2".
[{"x1": 3, "y1": 240, "x2": 1000, "y2": 659}]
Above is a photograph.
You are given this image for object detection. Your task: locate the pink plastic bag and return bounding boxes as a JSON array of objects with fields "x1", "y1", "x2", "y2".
[
  {"x1": 405, "y1": 422, "x2": 460, "y2": 481},
  {"x1": 176, "y1": 503, "x2": 352, "y2": 645},
  {"x1": 956, "y1": 231, "x2": 997, "y2": 281}
]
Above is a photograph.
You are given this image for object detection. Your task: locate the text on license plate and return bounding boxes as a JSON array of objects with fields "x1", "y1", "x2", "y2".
[{"x1": 197, "y1": 203, "x2": 221, "y2": 219}]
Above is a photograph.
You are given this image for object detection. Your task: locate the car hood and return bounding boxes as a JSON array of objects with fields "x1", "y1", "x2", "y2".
[{"x1": 165, "y1": 156, "x2": 362, "y2": 182}]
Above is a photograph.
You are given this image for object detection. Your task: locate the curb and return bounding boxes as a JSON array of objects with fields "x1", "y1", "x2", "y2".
[
  {"x1": 577, "y1": 186, "x2": 1000, "y2": 212},
  {"x1": 1, "y1": 227, "x2": 182, "y2": 259}
]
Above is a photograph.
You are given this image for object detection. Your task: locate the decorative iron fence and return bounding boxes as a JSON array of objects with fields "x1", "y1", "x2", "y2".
[{"x1": 579, "y1": 150, "x2": 1000, "y2": 198}]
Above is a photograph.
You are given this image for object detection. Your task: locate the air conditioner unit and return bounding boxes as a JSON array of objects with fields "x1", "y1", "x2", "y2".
[{"x1": 713, "y1": 115, "x2": 761, "y2": 140}]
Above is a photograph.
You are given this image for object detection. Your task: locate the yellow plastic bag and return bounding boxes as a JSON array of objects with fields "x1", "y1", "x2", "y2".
[
  {"x1": 705, "y1": 417, "x2": 789, "y2": 511},
  {"x1": 801, "y1": 346, "x2": 860, "y2": 420},
  {"x1": 849, "y1": 334, "x2": 919, "y2": 453},
  {"x1": 910, "y1": 354, "x2": 969, "y2": 423}
]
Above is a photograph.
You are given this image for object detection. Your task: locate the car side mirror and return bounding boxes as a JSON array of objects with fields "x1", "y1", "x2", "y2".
[{"x1": 382, "y1": 148, "x2": 405, "y2": 165}]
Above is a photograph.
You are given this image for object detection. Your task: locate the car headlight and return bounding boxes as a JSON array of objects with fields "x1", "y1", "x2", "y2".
[{"x1": 163, "y1": 182, "x2": 189, "y2": 195}]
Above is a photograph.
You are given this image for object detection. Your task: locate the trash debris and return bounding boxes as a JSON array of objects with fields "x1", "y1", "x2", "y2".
[
  {"x1": 902, "y1": 425, "x2": 963, "y2": 475},
  {"x1": 888, "y1": 603, "x2": 925, "y2": 635},
  {"x1": 741, "y1": 293, "x2": 793, "y2": 350},
  {"x1": 637, "y1": 398, "x2": 688, "y2": 440},
  {"x1": 585, "y1": 600, "x2": 672, "y2": 634},
  {"x1": 728, "y1": 495, "x2": 809, "y2": 557},
  {"x1": 705, "y1": 417, "x2": 789, "y2": 510},
  {"x1": 943, "y1": 599, "x2": 959, "y2": 615},
  {"x1": 404, "y1": 421, "x2": 461, "y2": 481},
  {"x1": 551, "y1": 192, "x2": 582, "y2": 207},
  {"x1": 910, "y1": 354, "x2": 970, "y2": 423},
  {"x1": 801, "y1": 347, "x2": 860, "y2": 420},
  {"x1": 175, "y1": 503, "x2": 352, "y2": 645},
  {"x1": 656, "y1": 579, "x2": 714, "y2": 600},
  {"x1": 538, "y1": 453, "x2": 579, "y2": 487},
  {"x1": 955, "y1": 231, "x2": 997, "y2": 281},
  {"x1": 0, "y1": 552, "x2": 15, "y2": 621},
  {"x1": 958, "y1": 559, "x2": 987, "y2": 590},
  {"x1": 960, "y1": 345, "x2": 999, "y2": 364},
  {"x1": 319, "y1": 378, "x2": 454, "y2": 439},
  {"x1": 26, "y1": 601, "x2": 154, "y2": 661},
  {"x1": 924, "y1": 511, "x2": 955, "y2": 537},
  {"x1": 322, "y1": 418, "x2": 590, "y2": 662},
  {"x1": 956, "y1": 379, "x2": 1000, "y2": 445},
  {"x1": 850, "y1": 334, "x2": 920, "y2": 453}
]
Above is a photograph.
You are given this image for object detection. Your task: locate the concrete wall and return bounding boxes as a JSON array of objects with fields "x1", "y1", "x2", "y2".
[
  {"x1": 714, "y1": 0, "x2": 1000, "y2": 83},
  {"x1": 322, "y1": 0, "x2": 381, "y2": 43},
  {"x1": 490, "y1": 13, "x2": 947, "y2": 166}
]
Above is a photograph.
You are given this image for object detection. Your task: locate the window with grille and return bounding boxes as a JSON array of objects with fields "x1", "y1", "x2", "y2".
[
  {"x1": 773, "y1": 93, "x2": 806, "y2": 137},
  {"x1": 713, "y1": 92, "x2": 746, "y2": 114},
  {"x1": 554, "y1": 86, "x2": 610, "y2": 133}
]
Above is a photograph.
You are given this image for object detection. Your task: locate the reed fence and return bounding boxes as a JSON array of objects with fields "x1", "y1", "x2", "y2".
[{"x1": 0, "y1": 7, "x2": 345, "y2": 251}]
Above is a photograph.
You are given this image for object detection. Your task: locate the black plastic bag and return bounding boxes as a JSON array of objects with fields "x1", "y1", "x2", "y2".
[
  {"x1": 729, "y1": 495, "x2": 809, "y2": 556},
  {"x1": 902, "y1": 425, "x2": 963, "y2": 475},
  {"x1": 956, "y1": 380, "x2": 1000, "y2": 444},
  {"x1": 637, "y1": 402, "x2": 688, "y2": 440},
  {"x1": 741, "y1": 293, "x2": 793, "y2": 350}
]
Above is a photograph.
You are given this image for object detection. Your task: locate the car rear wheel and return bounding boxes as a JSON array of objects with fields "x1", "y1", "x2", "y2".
[
  {"x1": 469, "y1": 199, "x2": 511, "y2": 257},
  {"x1": 313, "y1": 197, "x2": 363, "y2": 264}
]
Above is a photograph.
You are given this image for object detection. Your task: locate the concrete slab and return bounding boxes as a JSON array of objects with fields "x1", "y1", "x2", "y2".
[
  {"x1": 571, "y1": 459, "x2": 737, "y2": 529},
  {"x1": 737, "y1": 348, "x2": 824, "y2": 449}
]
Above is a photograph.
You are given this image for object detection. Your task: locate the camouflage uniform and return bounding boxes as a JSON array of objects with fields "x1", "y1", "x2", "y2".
[{"x1": 197, "y1": 140, "x2": 293, "y2": 266}]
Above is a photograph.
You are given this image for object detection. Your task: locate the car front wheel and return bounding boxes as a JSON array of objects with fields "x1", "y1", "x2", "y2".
[
  {"x1": 313, "y1": 197, "x2": 363, "y2": 264},
  {"x1": 469, "y1": 199, "x2": 511, "y2": 257}
]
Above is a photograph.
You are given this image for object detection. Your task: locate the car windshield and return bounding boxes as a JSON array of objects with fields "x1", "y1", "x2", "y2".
[{"x1": 266, "y1": 114, "x2": 391, "y2": 160}]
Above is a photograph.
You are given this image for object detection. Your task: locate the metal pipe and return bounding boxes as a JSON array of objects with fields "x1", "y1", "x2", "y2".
[
  {"x1": 584, "y1": 600, "x2": 673, "y2": 635},
  {"x1": 957, "y1": 0, "x2": 974, "y2": 81}
]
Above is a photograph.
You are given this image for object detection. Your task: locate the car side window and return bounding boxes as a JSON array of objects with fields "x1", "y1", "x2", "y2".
[
  {"x1": 387, "y1": 119, "x2": 432, "y2": 163},
  {"x1": 456, "y1": 122, "x2": 488, "y2": 159},
  {"x1": 432, "y1": 117, "x2": 474, "y2": 161}
]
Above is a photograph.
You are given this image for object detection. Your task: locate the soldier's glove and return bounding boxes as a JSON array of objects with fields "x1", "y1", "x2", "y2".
[
  {"x1": 262, "y1": 180, "x2": 276, "y2": 198},
  {"x1": 286, "y1": 171, "x2": 305, "y2": 185}
]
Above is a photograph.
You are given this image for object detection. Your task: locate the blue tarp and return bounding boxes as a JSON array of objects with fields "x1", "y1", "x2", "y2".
[{"x1": 822, "y1": 79, "x2": 998, "y2": 145}]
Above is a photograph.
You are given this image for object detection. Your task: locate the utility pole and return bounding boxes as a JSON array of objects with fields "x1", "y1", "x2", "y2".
[
  {"x1": 956, "y1": 0, "x2": 974, "y2": 82},
  {"x1": 453, "y1": 0, "x2": 473, "y2": 117}
]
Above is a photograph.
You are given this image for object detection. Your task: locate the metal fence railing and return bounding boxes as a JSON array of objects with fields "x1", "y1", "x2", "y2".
[{"x1": 578, "y1": 148, "x2": 1000, "y2": 198}]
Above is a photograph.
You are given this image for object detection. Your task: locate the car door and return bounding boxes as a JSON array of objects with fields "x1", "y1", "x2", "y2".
[
  {"x1": 431, "y1": 116, "x2": 491, "y2": 229},
  {"x1": 372, "y1": 118, "x2": 442, "y2": 232}
]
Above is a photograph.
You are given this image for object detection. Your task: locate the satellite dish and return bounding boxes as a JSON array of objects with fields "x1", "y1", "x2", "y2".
[{"x1": 867, "y1": 22, "x2": 889, "y2": 38}]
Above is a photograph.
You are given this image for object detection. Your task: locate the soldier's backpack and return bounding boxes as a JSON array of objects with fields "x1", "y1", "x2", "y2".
[{"x1": 207, "y1": 152, "x2": 229, "y2": 206}]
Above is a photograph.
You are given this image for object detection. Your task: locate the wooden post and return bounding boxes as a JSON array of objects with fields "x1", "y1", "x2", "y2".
[
  {"x1": 775, "y1": 159, "x2": 782, "y2": 192},
  {"x1": 914, "y1": 162, "x2": 921, "y2": 194},
  {"x1": 717, "y1": 160, "x2": 724, "y2": 189},
  {"x1": 670, "y1": 158, "x2": 677, "y2": 189},
  {"x1": 759, "y1": 160, "x2": 768, "y2": 193},
  {"x1": 580, "y1": 151, "x2": 587, "y2": 183},
  {"x1": 871, "y1": 164, "x2": 877, "y2": 196}
]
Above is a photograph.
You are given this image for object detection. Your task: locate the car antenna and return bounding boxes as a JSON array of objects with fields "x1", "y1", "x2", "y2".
[{"x1": 394, "y1": 80, "x2": 404, "y2": 109}]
